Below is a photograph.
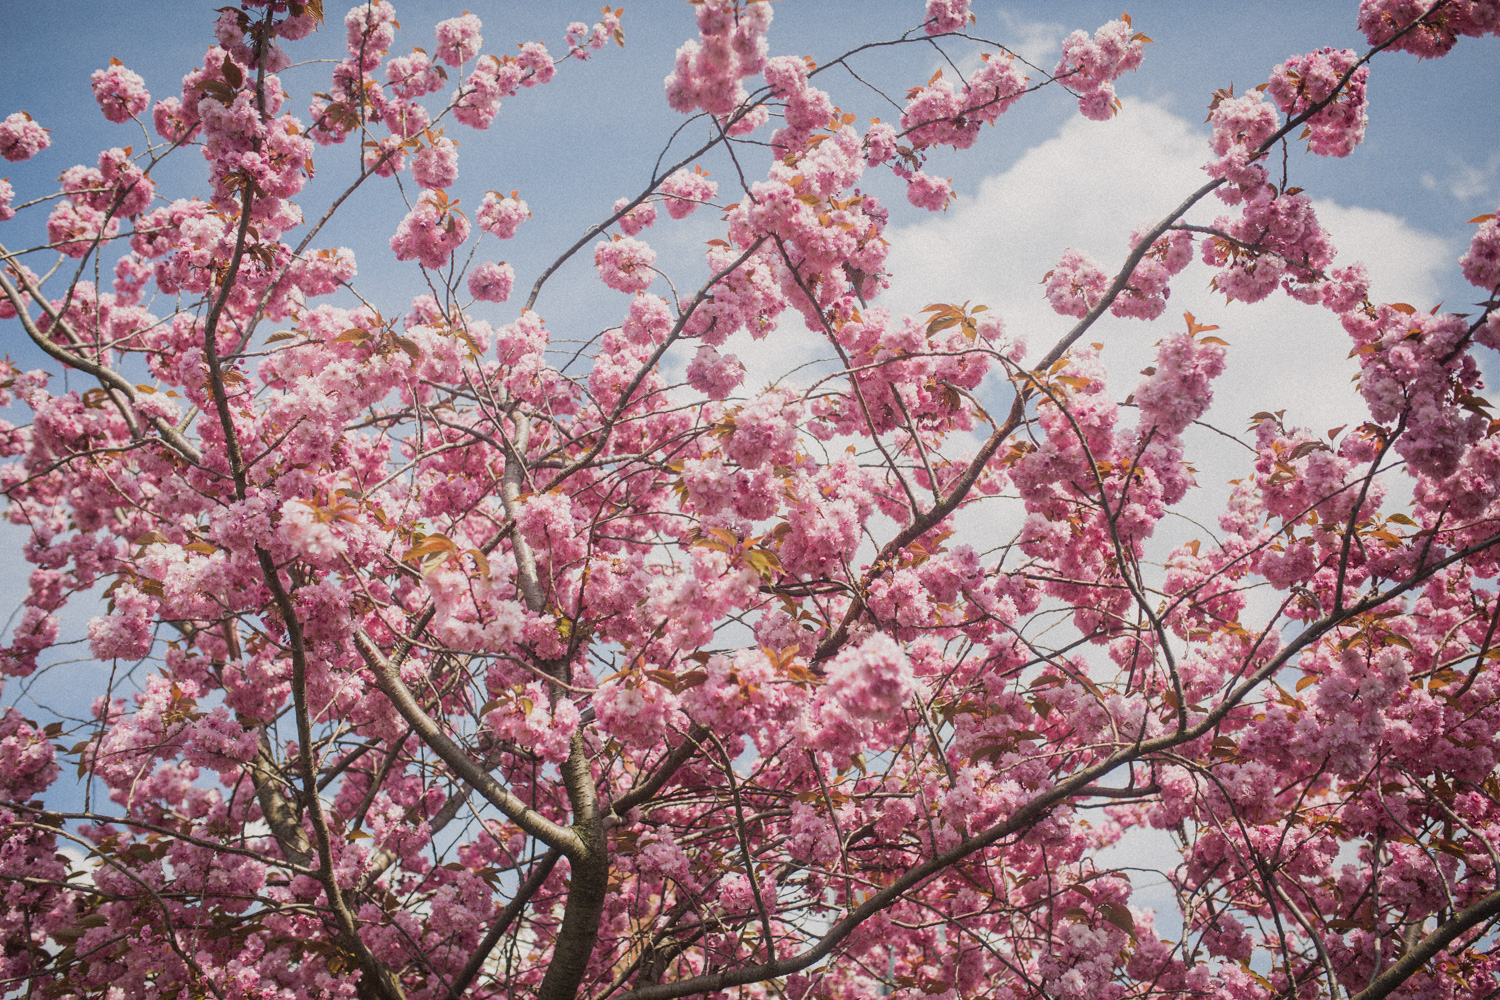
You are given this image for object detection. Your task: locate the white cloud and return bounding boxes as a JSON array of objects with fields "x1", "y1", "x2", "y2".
[
  {"x1": 694, "y1": 99, "x2": 1453, "y2": 591},
  {"x1": 881, "y1": 100, "x2": 1451, "y2": 492},
  {"x1": 991, "y1": 7, "x2": 1068, "y2": 69},
  {"x1": 871, "y1": 102, "x2": 1453, "y2": 895},
  {"x1": 1314, "y1": 200, "x2": 1451, "y2": 303},
  {"x1": 881, "y1": 102, "x2": 1207, "y2": 326},
  {"x1": 1423, "y1": 153, "x2": 1500, "y2": 203}
]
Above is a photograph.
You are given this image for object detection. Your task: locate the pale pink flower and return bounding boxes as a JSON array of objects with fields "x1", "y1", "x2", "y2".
[
  {"x1": 613, "y1": 197, "x2": 657, "y2": 236},
  {"x1": 411, "y1": 135, "x2": 459, "y2": 189},
  {"x1": 467, "y1": 260, "x2": 514, "y2": 302},
  {"x1": 659, "y1": 168, "x2": 718, "y2": 219},
  {"x1": 905, "y1": 171, "x2": 953, "y2": 211},
  {"x1": 594, "y1": 236, "x2": 657, "y2": 293},
  {"x1": 477, "y1": 190, "x2": 528, "y2": 238},
  {"x1": 390, "y1": 191, "x2": 471, "y2": 269},
  {"x1": 0, "y1": 111, "x2": 50, "y2": 161},
  {"x1": 924, "y1": 0, "x2": 972, "y2": 34},
  {"x1": 434, "y1": 12, "x2": 483, "y2": 67},
  {"x1": 686, "y1": 344, "x2": 744, "y2": 400},
  {"x1": 91, "y1": 62, "x2": 151, "y2": 124}
]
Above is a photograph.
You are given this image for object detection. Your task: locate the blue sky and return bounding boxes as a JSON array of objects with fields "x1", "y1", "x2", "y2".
[
  {"x1": 3, "y1": 1, "x2": 1495, "y2": 343},
  {"x1": 0, "y1": 0, "x2": 1496, "y2": 849}
]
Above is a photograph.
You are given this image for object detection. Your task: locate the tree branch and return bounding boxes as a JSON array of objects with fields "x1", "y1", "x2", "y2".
[{"x1": 354, "y1": 629, "x2": 585, "y2": 857}]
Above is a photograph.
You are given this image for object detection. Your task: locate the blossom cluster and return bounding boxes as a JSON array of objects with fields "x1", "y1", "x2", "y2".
[
  {"x1": 1053, "y1": 17, "x2": 1146, "y2": 120},
  {"x1": 663, "y1": 0, "x2": 773, "y2": 119},
  {"x1": 0, "y1": 111, "x2": 49, "y2": 161},
  {"x1": 0, "y1": 4, "x2": 1497, "y2": 1000}
]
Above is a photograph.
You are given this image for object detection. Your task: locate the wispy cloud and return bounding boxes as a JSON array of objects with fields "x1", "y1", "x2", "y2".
[
  {"x1": 881, "y1": 99, "x2": 1450, "y2": 560},
  {"x1": 991, "y1": 7, "x2": 1069, "y2": 70},
  {"x1": 1420, "y1": 153, "x2": 1500, "y2": 203},
  {"x1": 883, "y1": 101, "x2": 1450, "y2": 433}
]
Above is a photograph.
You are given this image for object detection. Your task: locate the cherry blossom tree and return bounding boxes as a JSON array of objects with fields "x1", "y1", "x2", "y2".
[{"x1": 2, "y1": 2, "x2": 1500, "y2": 999}]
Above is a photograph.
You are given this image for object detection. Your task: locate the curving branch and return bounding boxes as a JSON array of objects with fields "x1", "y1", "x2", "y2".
[
  {"x1": 1350, "y1": 889, "x2": 1500, "y2": 1000},
  {"x1": 354, "y1": 630, "x2": 585, "y2": 857}
]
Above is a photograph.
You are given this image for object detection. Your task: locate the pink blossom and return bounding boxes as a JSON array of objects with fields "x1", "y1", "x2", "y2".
[
  {"x1": 1053, "y1": 18, "x2": 1144, "y2": 121},
  {"x1": 181, "y1": 708, "x2": 259, "y2": 775},
  {"x1": 1357, "y1": 0, "x2": 1500, "y2": 58},
  {"x1": 762, "y1": 55, "x2": 835, "y2": 153},
  {"x1": 280, "y1": 497, "x2": 349, "y2": 564},
  {"x1": 1110, "y1": 228, "x2": 1192, "y2": 320},
  {"x1": 87, "y1": 582, "x2": 156, "y2": 661},
  {"x1": 453, "y1": 56, "x2": 521, "y2": 129},
  {"x1": 1206, "y1": 90, "x2": 1279, "y2": 191},
  {"x1": 0, "y1": 607, "x2": 57, "y2": 677},
  {"x1": 477, "y1": 190, "x2": 529, "y2": 238},
  {"x1": 962, "y1": 55, "x2": 1027, "y2": 126},
  {"x1": 806, "y1": 633, "x2": 916, "y2": 755},
  {"x1": 594, "y1": 236, "x2": 657, "y2": 293},
  {"x1": 112, "y1": 253, "x2": 152, "y2": 301},
  {"x1": 387, "y1": 100, "x2": 435, "y2": 142},
  {"x1": 1133, "y1": 332, "x2": 1228, "y2": 436},
  {"x1": 659, "y1": 167, "x2": 718, "y2": 219},
  {"x1": 864, "y1": 120, "x2": 898, "y2": 165},
  {"x1": 434, "y1": 12, "x2": 483, "y2": 67},
  {"x1": 152, "y1": 96, "x2": 196, "y2": 141},
  {"x1": 0, "y1": 264, "x2": 39, "y2": 320},
  {"x1": 623, "y1": 292, "x2": 672, "y2": 346},
  {"x1": 215, "y1": 8, "x2": 290, "y2": 73},
  {"x1": 686, "y1": 344, "x2": 744, "y2": 400},
  {"x1": 664, "y1": 0, "x2": 772, "y2": 117},
  {"x1": 905, "y1": 171, "x2": 953, "y2": 211},
  {"x1": 725, "y1": 389, "x2": 802, "y2": 469},
  {"x1": 467, "y1": 260, "x2": 514, "y2": 302},
  {"x1": 1319, "y1": 262, "x2": 1370, "y2": 313},
  {"x1": 589, "y1": 8, "x2": 623, "y2": 54},
  {"x1": 1460, "y1": 210, "x2": 1500, "y2": 291},
  {"x1": 724, "y1": 103, "x2": 769, "y2": 136},
  {"x1": 1203, "y1": 188, "x2": 1334, "y2": 302},
  {"x1": 386, "y1": 49, "x2": 445, "y2": 99},
  {"x1": 90, "y1": 61, "x2": 150, "y2": 124},
  {"x1": 345, "y1": 0, "x2": 398, "y2": 65},
  {"x1": 902, "y1": 76, "x2": 973, "y2": 149},
  {"x1": 1476, "y1": 310, "x2": 1500, "y2": 352},
  {"x1": 390, "y1": 190, "x2": 471, "y2": 269},
  {"x1": 276, "y1": 9, "x2": 319, "y2": 41},
  {"x1": 6, "y1": 8, "x2": 1500, "y2": 995},
  {"x1": 594, "y1": 676, "x2": 683, "y2": 750},
  {"x1": 565, "y1": 21, "x2": 592, "y2": 54},
  {"x1": 613, "y1": 197, "x2": 657, "y2": 235},
  {"x1": 47, "y1": 200, "x2": 119, "y2": 258},
  {"x1": 363, "y1": 135, "x2": 407, "y2": 176},
  {"x1": 411, "y1": 135, "x2": 459, "y2": 189},
  {"x1": 291, "y1": 246, "x2": 357, "y2": 298},
  {"x1": 1044, "y1": 249, "x2": 1109, "y2": 317},
  {"x1": 493, "y1": 307, "x2": 549, "y2": 373},
  {"x1": 1209, "y1": 92, "x2": 1279, "y2": 160},
  {"x1": 380, "y1": 99, "x2": 430, "y2": 142},
  {"x1": 0, "y1": 111, "x2": 50, "y2": 161},
  {"x1": 0, "y1": 707, "x2": 60, "y2": 799},
  {"x1": 517, "y1": 490, "x2": 585, "y2": 563},
  {"x1": 88, "y1": 146, "x2": 155, "y2": 217},
  {"x1": 0, "y1": 178, "x2": 12, "y2": 223},
  {"x1": 564, "y1": 11, "x2": 623, "y2": 60},
  {"x1": 1268, "y1": 48, "x2": 1369, "y2": 157},
  {"x1": 485, "y1": 681, "x2": 578, "y2": 763},
  {"x1": 517, "y1": 41, "x2": 555, "y2": 86},
  {"x1": 924, "y1": 0, "x2": 972, "y2": 34}
]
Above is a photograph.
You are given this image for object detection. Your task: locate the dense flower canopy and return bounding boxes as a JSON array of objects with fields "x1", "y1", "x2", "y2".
[{"x1": 1, "y1": 2, "x2": 1499, "y2": 1000}]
